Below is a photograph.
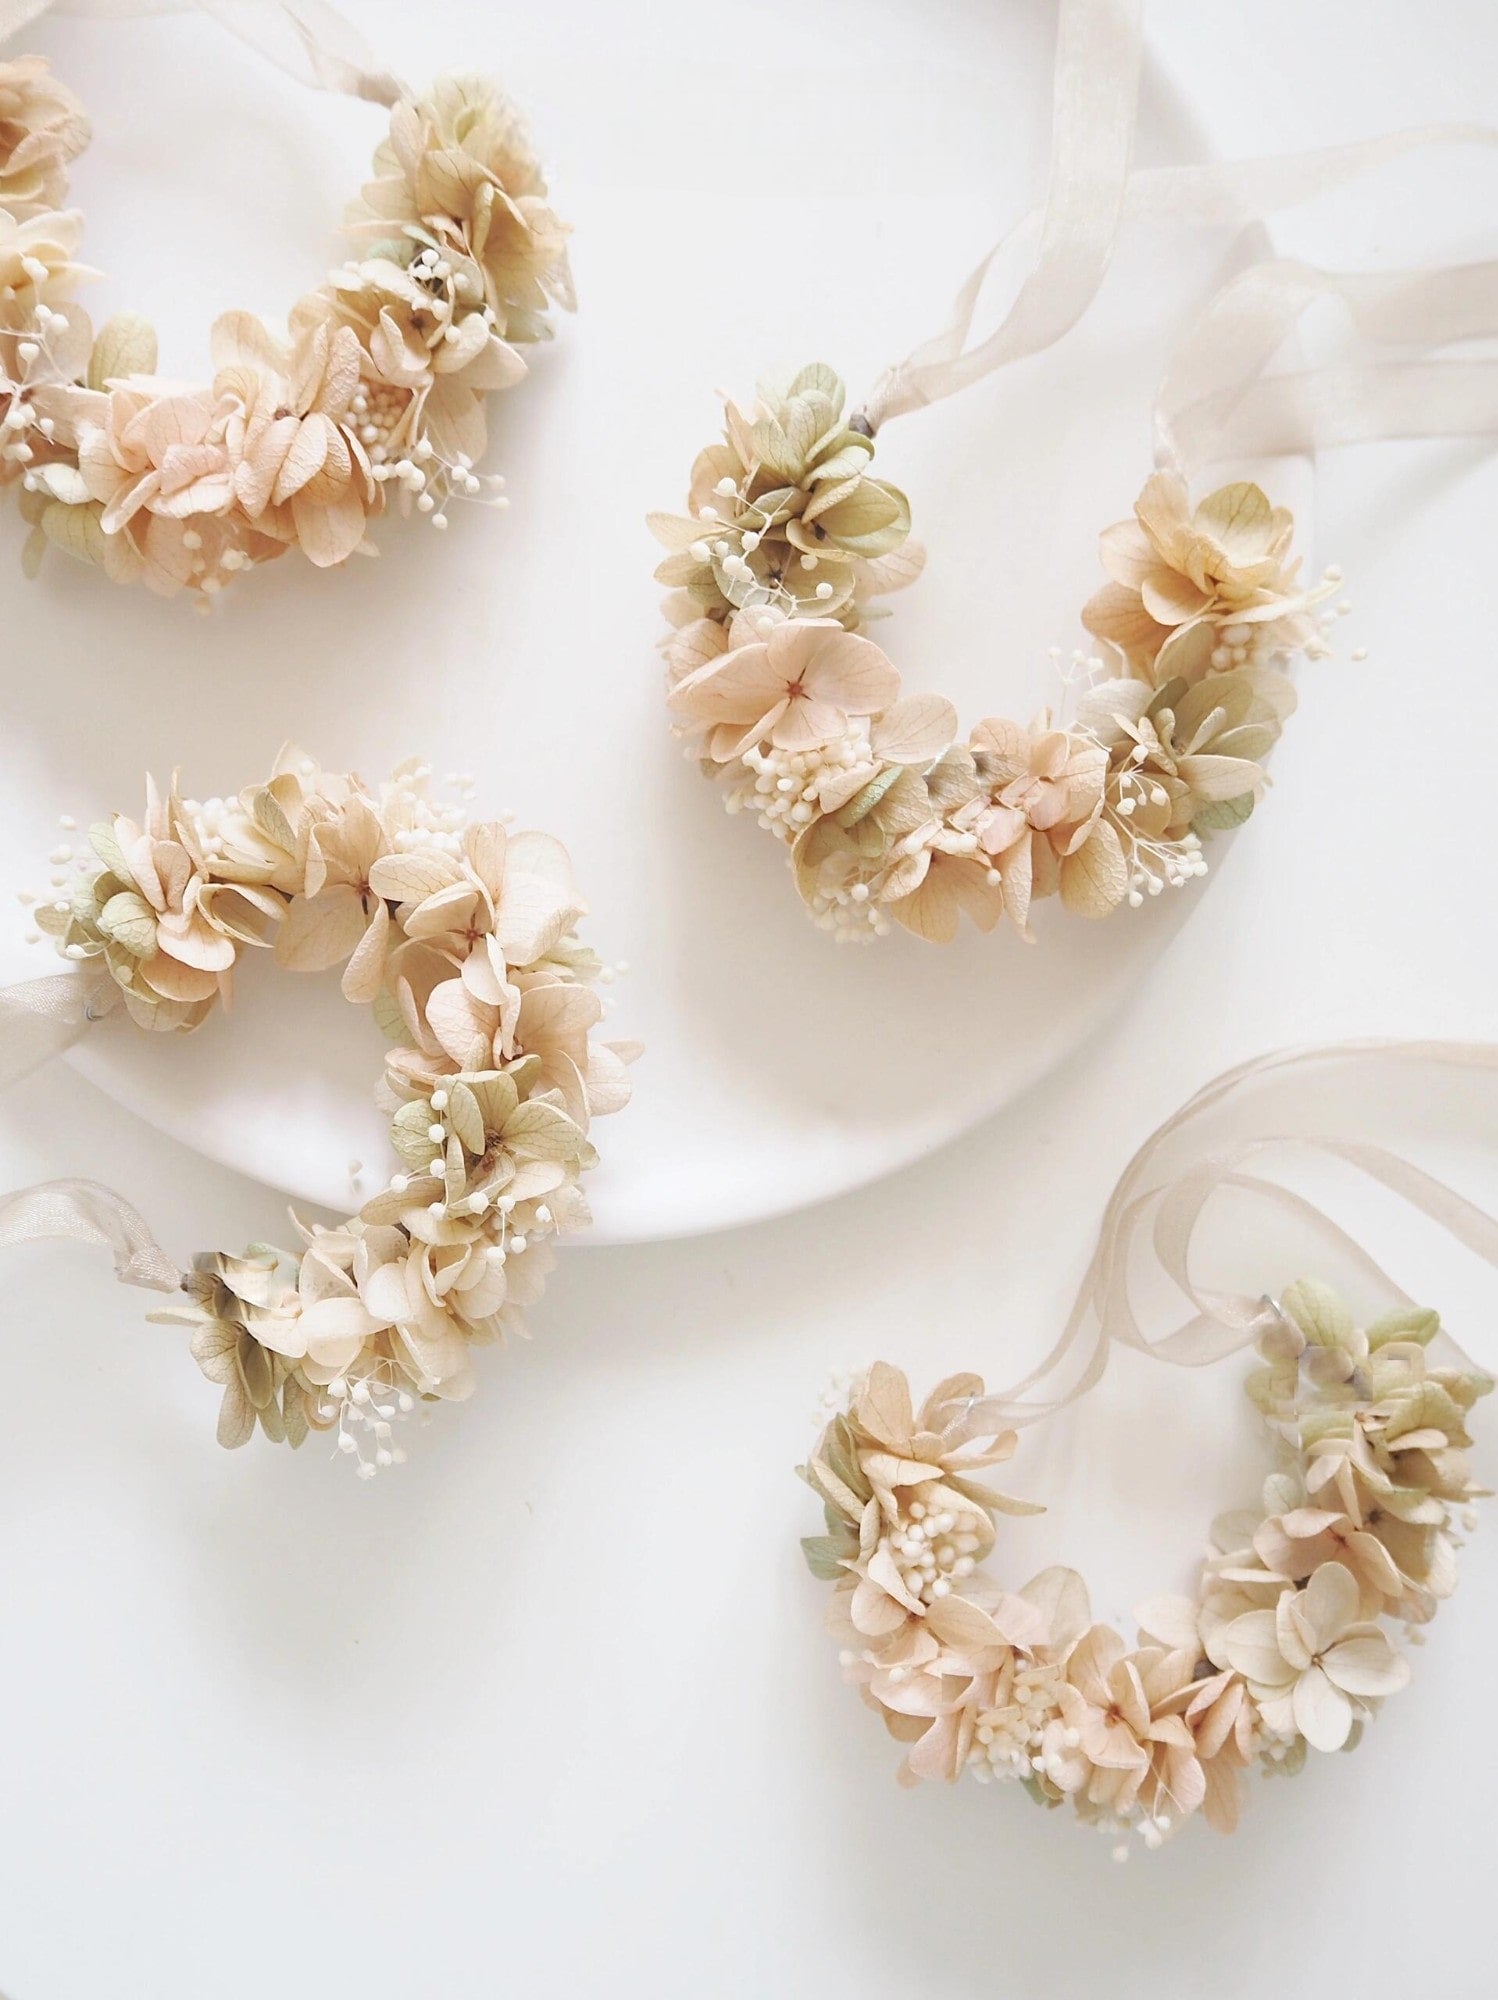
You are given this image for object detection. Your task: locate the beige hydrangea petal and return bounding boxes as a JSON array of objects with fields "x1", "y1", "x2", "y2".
[
  {"x1": 1291, "y1": 1663, "x2": 1354, "y2": 1752},
  {"x1": 1321, "y1": 1633, "x2": 1410, "y2": 1699}
]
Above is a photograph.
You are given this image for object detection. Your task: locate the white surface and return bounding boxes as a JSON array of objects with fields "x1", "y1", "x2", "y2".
[
  {"x1": 1, "y1": 4, "x2": 1497, "y2": 1999},
  {"x1": 0, "y1": 0, "x2": 1314, "y2": 1242}
]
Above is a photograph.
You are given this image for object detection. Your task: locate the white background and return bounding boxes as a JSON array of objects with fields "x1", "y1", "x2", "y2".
[{"x1": 2, "y1": 2, "x2": 1497, "y2": 1996}]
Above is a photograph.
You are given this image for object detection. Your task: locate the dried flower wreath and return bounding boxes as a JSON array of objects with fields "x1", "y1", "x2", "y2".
[
  {"x1": 799, "y1": 1044, "x2": 1498, "y2": 1850},
  {"x1": 0, "y1": 749, "x2": 637, "y2": 1472},
  {"x1": 652, "y1": 1, "x2": 1498, "y2": 943},
  {"x1": 653, "y1": 378, "x2": 1332, "y2": 940},
  {"x1": 0, "y1": 1, "x2": 571, "y2": 600}
]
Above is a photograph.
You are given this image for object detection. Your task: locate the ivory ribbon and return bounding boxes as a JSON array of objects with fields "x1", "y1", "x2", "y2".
[
  {"x1": 0, "y1": 969, "x2": 185, "y2": 1290},
  {"x1": 970, "y1": 1042, "x2": 1498, "y2": 1432},
  {"x1": 0, "y1": 967, "x2": 104, "y2": 1086},
  {"x1": 858, "y1": 0, "x2": 1144, "y2": 436},
  {"x1": 859, "y1": 0, "x2": 1498, "y2": 471},
  {"x1": 0, "y1": 1177, "x2": 181, "y2": 1289},
  {"x1": 1156, "y1": 256, "x2": 1498, "y2": 477},
  {"x1": 0, "y1": 0, "x2": 403, "y2": 107}
]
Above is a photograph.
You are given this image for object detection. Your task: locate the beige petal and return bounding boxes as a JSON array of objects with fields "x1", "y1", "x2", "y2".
[
  {"x1": 215, "y1": 1375, "x2": 256, "y2": 1450},
  {"x1": 1217, "y1": 1607, "x2": 1293, "y2": 1687},
  {"x1": 293, "y1": 480, "x2": 367, "y2": 568},
  {"x1": 496, "y1": 830, "x2": 577, "y2": 963},
  {"x1": 668, "y1": 641, "x2": 786, "y2": 726},
  {"x1": 275, "y1": 885, "x2": 370, "y2": 972},
  {"x1": 1058, "y1": 819, "x2": 1127, "y2": 919},
  {"x1": 1195, "y1": 481, "x2": 1274, "y2": 560},
  {"x1": 298, "y1": 1295, "x2": 380, "y2": 1368},
  {"x1": 1321, "y1": 1634, "x2": 1410, "y2": 1700},
  {"x1": 425, "y1": 979, "x2": 492, "y2": 1068},
  {"x1": 369, "y1": 851, "x2": 462, "y2": 904},
  {"x1": 872, "y1": 693, "x2": 957, "y2": 765},
  {"x1": 1141, "y1": 565, "x2": 1213, "y2": 626},
  {"x1": 1300, "y1": 1561, "x2": 1361, "y2": 1652},
  {"x1": 858, "y1": 1362, "x2": 915, "y2": 1451},
  {"x1": 340, "y1": 900, "x2": 391, "y2": 1004},
  {"x1": 1291, "y1": 1664, "x2": 1354, "y2": 1752},
  {"x1": 1134, "y1": 1594, "x2": 1200, "y2": 1652},
  {"x1": 1020, "y1": 1567, "x2": 1091, "y2": 1652},
  {"x1": 791, "y1": 625, "x2": 901, "y2": 716}
]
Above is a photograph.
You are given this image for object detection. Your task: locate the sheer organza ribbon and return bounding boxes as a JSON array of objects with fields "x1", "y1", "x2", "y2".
[
  {"x1": 0, "y1": 0, "x2": 403, "y2": 106},
  {"x1": 1155, "y1": 256, "x2": 1498, "y2": 475},
  {"x1": 0, "y1": 968, "x2": 185, "y2": 1294},
  {"x1": 0, "y1": 966, "x2": 98, "y2": 1083},
  {"x1": 968, "y1": 1041, "x2": 1498, "y2": 1433},
  {"x1": 0, "y1": 1177, "x2": 180, "y2": 1289},
  {"x1": 858, "y1": 0, "x2": 1498, "y2": 480}
]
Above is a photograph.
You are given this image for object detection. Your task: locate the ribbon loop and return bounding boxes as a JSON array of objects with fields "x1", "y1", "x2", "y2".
[
  {"x1": 858, "y1": 0, "x2": 1498, "y2": 473},
  {"x1": 984, "y1": 1041, "x2": 1498, "y2": 1429},
  {"x1": 1157, "y1": 256, "x2": 1498, "y2": 475}
]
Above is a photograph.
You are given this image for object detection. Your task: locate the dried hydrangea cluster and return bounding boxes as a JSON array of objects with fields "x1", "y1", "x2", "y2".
[
  {"x1": 799, "y1": 1280, "x2": 1490, "y2": 1849},
  {"x1": 29, "y1": 750, "x2": 634, "y2": 1470},
  {"x1": 1, "y1": 58, "x2": 570, "y2": 599},
  {"x1": 653, "y1": 367, "x2": 1343, "y2": 941}
]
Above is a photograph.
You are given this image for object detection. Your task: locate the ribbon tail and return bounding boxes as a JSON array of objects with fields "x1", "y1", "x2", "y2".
[
  {"x1": 859, "y1": 0, "x2": 1498, "y2": 450},
  {"x1": 0, "y1": 1177, "x2": 182, "y2": 1291},
  {"x1": 5, "y1": 1, "x2": 405, "y2": 106},
  {"x1": 0, "y1": 0, "x2": 55, "y2": 40},
  {"x1": 1157, "y1": 256, "x2": 1498, "y2": 474},
  {"x1": 989, "y1": 1040, "x2": 1498, "y2": 1425}
]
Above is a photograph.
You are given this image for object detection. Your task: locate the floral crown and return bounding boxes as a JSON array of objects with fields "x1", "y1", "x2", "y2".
[
  {"x1": 653, "y1": 369, "x2": 1339, "y2": 942},
  {"x1": 6, "y1": 750, "x2": 637, "y2": 1472},
  {"x1": 647, "y1": 0, "x2": 1498, "y2": 948},
  {"x1": 1, "y1": 23, "x2": 570, "y2": 600},
  {"x1": 798, "y1": 1044, "x2": 1498, "y2": 1850}
]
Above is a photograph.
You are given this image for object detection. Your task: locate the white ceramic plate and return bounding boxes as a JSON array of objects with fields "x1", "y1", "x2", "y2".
[{"x1": 0, "y1": 1, "x2": 1311, "y2": 1243}]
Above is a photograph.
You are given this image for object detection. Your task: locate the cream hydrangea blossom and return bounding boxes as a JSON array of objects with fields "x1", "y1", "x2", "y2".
[
  {"x1": 1083, "y1": 471, "x2": 1335, "y2": 678},
  {"x1": 0, "y1": 56, "x2": 89, "y2": 219},
  {"x1": 33, "y1": 751, "x2": 637, "y2": 1472},
  {"x1": 2, "y1": 59, "x2": 567, "y2": 599},
  {"x1": 800, "y1": 1278, "x2": 1490, "y2": 1850},
  {"x1": 349, "y1": 74, "x2": 574, "y2": 342},
  {"x1": 655, "y1": 369, "x2": 1344, "y2": 944}
]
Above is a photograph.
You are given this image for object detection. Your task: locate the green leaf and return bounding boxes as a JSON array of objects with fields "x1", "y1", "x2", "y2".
[
  {"x1": 1282, "y1": 1277, "x2": 1354, "y2": 1349},
  {"x1": 89, "y1": 820, "x2": 128, "y2": 877},
  {"x1": 390, "y1": 1099, "x2": 439, "y2": 1170},
  {"x1": 97, "y1": 889, "x2": 157, "y2": 958},
  {"x1": 372, "y1": 987, "x2": 407, "y2": 1045},
  {"x1": 87, "y1": 310, "x2": 159, "y2": 390},
  {"x1": 786, "y1": 362, "x2": 845, "y2": 406},
  {"x1": 799, "y1": 1535, "x2": 850, "y2": 1581},
  {"x1": 445, "y1": 1079, "x2": 485, "y2": 1154},
  {"x1": 1367, "y1": 1305, "x2": 1440, "y2": 1349},
  {"x1": 39, "y1": 497, "x2": 112, "y2": 569},
  {"x1": 1192, "y1": 792, "x2": 1256, "y2": 832}
]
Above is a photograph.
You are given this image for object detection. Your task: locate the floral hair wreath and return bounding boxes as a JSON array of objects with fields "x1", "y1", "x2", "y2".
[
  {"x1": 798, "y1": 1043, "x2": 1498, "y2": 1851},
  {"x1": 650, "y1": 0, "x2": 1498, "y2": 945},
  {"x1": 0, "y1": 750, "x2": 638, "y2": 1473},
  {"x1": 652, "y1": 374, "x2": 1337, "y2": 942},
  {"x1": 0, "y1": 0, "x2": 572, "y2": 600}
]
